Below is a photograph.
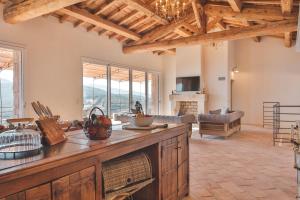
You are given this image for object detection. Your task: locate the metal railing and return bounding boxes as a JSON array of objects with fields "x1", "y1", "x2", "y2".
[
  {"x1": 273, "y1": 103, "x2": 300, "y2": 145},
  {"x1": 263, "y1": 102, "x2": 279, "y2": 128}
]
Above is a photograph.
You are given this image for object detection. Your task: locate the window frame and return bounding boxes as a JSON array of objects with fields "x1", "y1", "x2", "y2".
[
  {"x1": 81, "y1": 57, "x2": 160, "y2": 117},
  {"x1": 0, "y1": 41, "x2": 25, "y2": 120}
]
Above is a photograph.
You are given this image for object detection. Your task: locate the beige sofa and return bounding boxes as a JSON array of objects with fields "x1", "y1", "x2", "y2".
[
  {"x1": 198, "y1": 111, "x2": 244, "y2": 138},
  {"x1": 114, "y1": 113, "x2": 196, "y2": 137}
]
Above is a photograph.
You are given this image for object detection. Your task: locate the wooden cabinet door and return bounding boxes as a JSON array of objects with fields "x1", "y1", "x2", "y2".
[
  {"x1": 177, "y1": 133, "x2": 189, "y2": 199},
  {"x1": 26, "y1": 183, "x2": 51, "y2": 200},
  {"x1": 52, "y1": 166, "x2": 96, "y2": 200},
  {"x1": 0, "y1": 192, "x2": 25, "y2": 200},
  {"x1": 161, "y1": 137, "x2": 178, "y2": 200}
]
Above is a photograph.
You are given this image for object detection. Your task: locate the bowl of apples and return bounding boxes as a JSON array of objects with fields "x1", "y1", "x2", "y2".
[{"x1": 84, "y1": 107, "x2": 112, "y2": 140}]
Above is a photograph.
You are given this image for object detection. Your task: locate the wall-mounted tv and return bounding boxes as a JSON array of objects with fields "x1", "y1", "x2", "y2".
[{"x1": 176, "y1": 76, "x2": 200, "y2": 92}]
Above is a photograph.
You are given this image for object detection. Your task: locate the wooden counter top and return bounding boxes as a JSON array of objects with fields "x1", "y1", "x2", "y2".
[{"x1": 0, "y1": 123, "x2": 186, "y2": 182}]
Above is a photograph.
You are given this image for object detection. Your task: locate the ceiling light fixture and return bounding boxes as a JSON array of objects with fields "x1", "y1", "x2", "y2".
[{"x1": 156, "y1": 0, "x2": 187, "y2": 22}]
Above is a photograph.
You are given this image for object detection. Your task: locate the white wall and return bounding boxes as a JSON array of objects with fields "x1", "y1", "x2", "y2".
[
  {"x1": 176, "y1": 46, "x2": 201, "y2": 77},
  {"x1": 161, "y1": 55, "x2": 176, "y2": 115},
  {"x1": 233, "y1": 38, "x2": 300, "y2": 125},
  {"x1": 203, "y1": 42, "x2": 231, "y2": 111},
  {"x1": 161, "y1": 43, "x2": 232, "y2": 115},
  {"x1": 0, "y1": 5, "x2": 162, "y2": 120}
]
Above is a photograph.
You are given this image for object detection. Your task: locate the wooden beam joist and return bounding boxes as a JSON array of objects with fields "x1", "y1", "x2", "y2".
[
  {"x1": 204, "y1": 4, "x2": 298, "y2": 21},
  {"x1": 281, "y1": 0, "x2": 293, "y2": 47},
  {"x1": 119, "y1": 0, "x2": 169, "y2": 25},
  {"x1": 207, "y1": 16, "x2": 222, "y2": 31},
  {"x1": 130, "y1": 13, "x2": 194, "y2": 45},
  {"x1": 281, "y1": 0, "x2": 293, "y2": 15},
  {"x1": 284, "y1": 32, "x2": 292, "y2": 47},
  {"x1": 123, "y1": 19, "x2": 297, "y2": 53},
  {"x1": 4, "y1": 0, "x2": 84, "y2": 23},
  {"x1": 175, "y1": 27, "x2": 193, "y2": 37},
  {"x1": 191, "y1": 0, "x2": 202, "y2": 29},
  {"x1": 182, "y1": 22, "x2": 200, "y2": 34},
  {"x1": 60, "y1": 6, "x2": 141, "y2": 41},
  {"x1": 227, "y1": 0, "x2": 242, "y2": 12}
]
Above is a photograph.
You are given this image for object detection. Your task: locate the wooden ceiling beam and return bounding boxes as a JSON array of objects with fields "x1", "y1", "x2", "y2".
[
  {"x1": 284, "y1": 29, "x2": 293, "y2": 47},
  {"x1": 137, "y1": 21, "x2": 157, "y2": 33},
  {"x1": 4, "y1": 0, "x2": 84, "y2": 23},
  {"x1": 59, "y1": 15, "x2": 69, "y2": 23},
  {"x1": 158, "y1": 49, "x2": 176, "y2": 55},
  {"x1": 174, "y1": 27, "x2": 193, "y2": 37},
  {"x1": 191, "y1": 0, "x2": 202, "y2": 29},
  {"x1": 130, "y1": 13, "x2": 195, "y2": 45},
  {"x1": 74, "y1": 0, "x2": 117, "y2": 28},
  {"x1": 104, "y1": 10, "x2": 140, "y2": 38},
  {"x1": 281, "y1": 0, "x2": 293, "y2": 15},
  {"x1": 242, "y1": 0, "x2": 299, "y2": 6},
  {"x1": 60, "y1": 6, "x2": 141, "y2": 41},
  {"x1": 246, "y1": 21, "x2": 261, "y2": 42},
  {"x1": 119, "y1": 0, "x2": 169, "y2": 25},
  {"x1": 182, "y1": 22, "x2": 200, "y2": 34},
  {"x1": 123, "y1": 19, "x2": 297, "y2": 53},
  {"x1": 281, "y1": 0, "x2": 293, "y2": 47},
  {"x1": 216, "y1": 20, "x2": 226, "y2": 30},
  {"x1": 207, "y1": 16, "x2": 222, "y2": 32},
  {"x1": 87, "y1": 4, "x2": 128, "y2": 32},
  {"x1": 227, "y1": 0, "x2": 242, "y2": 12},
  {"x1": 204, "y1": 4, "x2": 298, "y2": 21}
]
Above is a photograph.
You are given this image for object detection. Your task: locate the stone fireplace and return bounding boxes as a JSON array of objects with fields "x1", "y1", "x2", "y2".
[{"x1": 169, "y1": 93, "x2": 207, "y2": 118}]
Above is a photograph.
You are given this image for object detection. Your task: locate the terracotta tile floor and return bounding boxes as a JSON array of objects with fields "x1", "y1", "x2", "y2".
[{"x1": 184, "y1": 125, "x2": 297, "y2": 200}]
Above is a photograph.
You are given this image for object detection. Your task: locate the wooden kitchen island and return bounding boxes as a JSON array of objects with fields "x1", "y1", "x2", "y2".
[{"x1": 0, "y1": 124, "x2": 189, "y2": 200}]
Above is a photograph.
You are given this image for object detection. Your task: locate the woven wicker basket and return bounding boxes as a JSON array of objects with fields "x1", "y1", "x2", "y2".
[{"x1": 102, "y1": 153, "x2": 153, "y2": 200}]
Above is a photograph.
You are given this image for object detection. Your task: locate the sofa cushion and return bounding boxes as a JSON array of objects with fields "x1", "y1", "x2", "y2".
[
  {"x1": 114, "y1": 113, "x2": 196, "y2": 124},
  {"x1": 199, "y1": 111, "x2": 244, "y2": 123}
]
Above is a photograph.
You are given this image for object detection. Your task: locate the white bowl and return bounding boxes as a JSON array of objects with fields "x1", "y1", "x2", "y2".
[{"x1": 131, "y1": 116, "x2": 154, "y2": 127}]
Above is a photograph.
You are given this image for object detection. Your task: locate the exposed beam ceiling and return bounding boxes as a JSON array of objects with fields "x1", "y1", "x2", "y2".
[
  {"x1": 4, "y1": 0, "x2": 85, "y2": 23},
  {"x1": 284, "y1": 32, "x2": 292, "y2": 47},
  {"x1": 281, "y1": 0, "x2": 293, "y2": 15},
  {"x1": 281, "y1": 0, "x2": 294, "y2": 47},
  {"x1": 191, "y1": 0, "x2": 202, "y2": 29},
  {"x1": 204, "y1": 4, "x2": 298, "y2": 21},
  {"x1": 227, "y1": 0, "x2": 242, "y2": 12},
  {"x1": 60, "y1": 6, "x2": 141, "y2": 40},
  {"x1": 119, "y1": 0, "x2": 169, "y2": 25},
  {"x1": 175, "y1": 27, "x2": 193, "y2": 37},
  {"x1": 128, "y1": 13, "x2": 194, "y2": 45},
  {"x1": 123, "y1": 19, "x2": 297, "y2": 53}
]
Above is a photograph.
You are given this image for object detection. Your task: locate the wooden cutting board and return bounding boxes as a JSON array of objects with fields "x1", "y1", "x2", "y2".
[{"x1": 36, "y1": 118, "x2": 67, "y2": 146}]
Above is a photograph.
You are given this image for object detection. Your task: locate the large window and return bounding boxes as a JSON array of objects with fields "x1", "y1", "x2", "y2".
[
  {"x1": 132, "y1": 70, "x2": 146, "y2": 111},
  {"x1": 83, "y1": 63, "x2": 108, "y2": 116},
  {"x1": 0, "y1": 46, "x2": 22, "y2": 123},
  {"x1": 147, "y1": 72, "x2": 159, "y2": 115},
  {"x1": 111, "y1": 66, "x2": 130, "y2": 114},
  {"x1": 82, "y1": 60, "x2": 159, "y2": 117}
]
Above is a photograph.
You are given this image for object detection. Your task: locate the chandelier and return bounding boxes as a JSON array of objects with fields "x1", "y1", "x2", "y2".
[{"x1": 155, "y1": 0, "x2": 187, "y2": 22}]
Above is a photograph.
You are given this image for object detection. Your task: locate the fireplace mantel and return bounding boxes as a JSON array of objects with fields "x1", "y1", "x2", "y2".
[{"x1": 169, "y1": 93, "x2": 208, "y2": 116}]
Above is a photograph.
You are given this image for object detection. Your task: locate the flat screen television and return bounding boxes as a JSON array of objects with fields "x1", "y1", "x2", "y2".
[{"x1": 176, "y1": 76, "x2": 200, "y2": 92}]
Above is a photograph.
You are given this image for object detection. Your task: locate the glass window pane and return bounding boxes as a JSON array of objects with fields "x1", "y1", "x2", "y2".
[
  {"x1": 132, "y1": 70, "x2": 146, "y2": 112},
  {"x1": 111, "y1": 66, "x2": 129, "y2": 115},
  {"x1": 147, "y1": 73, "x2": 159, "y2": 115},
  {"x1": 83, "y1": 63, "x2": 107, "y2": 117},
  {"x1": 0, "y1": 47, "x2": 18, "y2": 123}
]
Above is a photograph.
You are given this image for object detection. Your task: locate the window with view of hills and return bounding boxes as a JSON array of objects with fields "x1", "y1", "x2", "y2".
[
  {"x1": 0, "y1": 46, "x2": 22, "y2": 124},
  {"x1": 82, "y1": 61, "x2": 159, "y2": 117}
]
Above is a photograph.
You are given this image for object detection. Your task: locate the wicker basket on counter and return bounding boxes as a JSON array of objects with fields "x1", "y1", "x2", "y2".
[{"x1": 102, "y1": 152, "x2": 154, "y2": 200}]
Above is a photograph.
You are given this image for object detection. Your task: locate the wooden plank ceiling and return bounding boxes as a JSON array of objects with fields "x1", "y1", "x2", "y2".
[{"x1": 2, "y1": 0, "x2": 299, "y2": 55}]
